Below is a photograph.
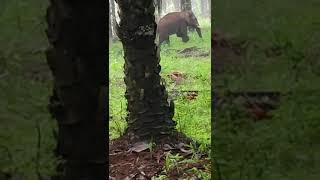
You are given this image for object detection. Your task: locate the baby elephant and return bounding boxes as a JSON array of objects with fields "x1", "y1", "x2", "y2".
[{"x1": 157, "y1": 11, "x2": 202, "y2": 45}]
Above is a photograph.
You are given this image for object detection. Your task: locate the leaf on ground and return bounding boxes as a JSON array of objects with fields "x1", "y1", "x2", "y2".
[{"x1": 129, "y1": 141, "x2": 149, "y2": 153}]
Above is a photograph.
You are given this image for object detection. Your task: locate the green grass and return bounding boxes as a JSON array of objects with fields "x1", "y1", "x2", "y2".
[
  {"x1": 109, "y1": 18, "x2": 211, "y2": 178},
  {"x1": 213, "y1": 0, "x2": 320, "y2": 179}
]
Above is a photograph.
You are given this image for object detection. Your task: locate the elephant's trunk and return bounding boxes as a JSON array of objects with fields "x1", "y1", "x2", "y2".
[{"x1": 195, "y1": 27, "x2": 202, "y2": 38}]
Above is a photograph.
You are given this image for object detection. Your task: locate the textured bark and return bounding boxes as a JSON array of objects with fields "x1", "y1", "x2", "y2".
[
  {"x1": 45, "y1": 0, "x2": 107, "y2": 179},
  {"x1": 180, "y1": 0, "x2": 192, "y2": 12},
  {"x1": 116, "y1": 0, "x2": 176, "y2": 139}
]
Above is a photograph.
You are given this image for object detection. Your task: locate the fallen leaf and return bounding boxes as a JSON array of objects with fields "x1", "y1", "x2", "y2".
[{"x1": 129, "y1": 141, "x2": 149, "y2": 153}]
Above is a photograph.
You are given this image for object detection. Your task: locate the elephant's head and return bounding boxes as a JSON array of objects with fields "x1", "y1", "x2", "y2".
[{"x1": 183, "y1": 11, "x2": 202, "y2": 38}]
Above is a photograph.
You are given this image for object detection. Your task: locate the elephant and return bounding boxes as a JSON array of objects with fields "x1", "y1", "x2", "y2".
[{"x1": 157, "y1": 11, "x2": 202, "y2": 45}]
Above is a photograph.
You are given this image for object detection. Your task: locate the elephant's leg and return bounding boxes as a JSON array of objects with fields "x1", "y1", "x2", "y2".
[
  {"x1": 164, "y1": 37, "x2": 170, "y2": 45},
  {"x1": 195, "y1": 27, "x2": 202, "y2": 38},
  {"x1": 179, "y1": 23, "x2": 189, "y2": 43},
  {"x1": 160, "y1": 35, "x2": 170, "y2": 46},
  {"x1": 182, "y1": 35, "x2": 189, "y2": 42}
]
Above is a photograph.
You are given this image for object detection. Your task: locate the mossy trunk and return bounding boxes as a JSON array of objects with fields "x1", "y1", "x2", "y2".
[
  {"x1": 45, "y1": 0, "x2": 107, "y2": 179},
  {"x1": 116, "y1": 0, "x2": 176, "y2": 140}
]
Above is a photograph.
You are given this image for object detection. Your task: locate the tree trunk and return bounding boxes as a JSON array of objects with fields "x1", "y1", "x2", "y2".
[
  {"x1": 180, "y1": 0, "x2": 192, "y2": 12},
  {"x1": 173, "y1": 0, "x2": 180, "y2": 11},
  {"x1": 109, "y1": 2, "x2": 113, "y2": 43},
  {"x1": 110, "y1": 0, "x2": 117, "y2": 41},
  {"x1": 154, "y1": 0, "x2": 161, "y2": 22},
  {"x1": 116, "y1": 0, "x2": 176, "y2": 140},
  {"x1": 181, "y1": 0, "x2": 194, "y2": 31},
  {"x1": 161, "y1": 0, "x2": 166, "y2": 16},
  {"x1": 208, "y1": 0, "x2": 211, "y2": 18},
  {"x1": 200, "y1": 0, "x2": 207, "y2": 17},
  {"x1": 45, "y1": 1, "x2": 107, "y2": 179}
]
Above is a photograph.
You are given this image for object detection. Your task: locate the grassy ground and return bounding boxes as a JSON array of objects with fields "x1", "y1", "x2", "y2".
[
  {"x1": 109, "y1": 18, "x2": 211, "y2": 178},
  {"x1": 213, "y1": 0, "x2": 320, "y2": 179}
]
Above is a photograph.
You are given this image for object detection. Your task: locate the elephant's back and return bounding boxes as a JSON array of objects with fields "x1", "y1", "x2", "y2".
[
  {"x1": 158, "y1": 12, "x2": 184, "y2": 35},
  {"x1": 159, "y1": 12, "x2": 184, "y2": 24}
]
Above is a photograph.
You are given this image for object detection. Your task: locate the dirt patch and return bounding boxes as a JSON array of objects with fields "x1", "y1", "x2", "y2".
[
  {"x1": 212, "y1": 29, "x2": 249, "y2": 74},
  {"x1": 109, "y1": 132, "x2": 209, "y2": 179},
  {"x1": 185, "y1": 91, "x2": 199, "y2": 101},
  {"x1": 166, "y1": 159, "x2": 210, "y2": 179},
  {"x1": 214, "y1": 91, "x2": 281, "y2": 121},
  {"x1": 167, "y1": 71, "x2": 186, "y2": 85},
  {"x1": 212, "y1": 29, "x2": 286, "y2": 74},
  {"x1": 177, "y1": 47, "x2": 210, "y2": 58}
]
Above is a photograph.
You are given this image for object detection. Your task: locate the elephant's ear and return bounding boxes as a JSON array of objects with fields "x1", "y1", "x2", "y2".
[
  {"x1": 185, "y1": 10, "x2": 194, "y2": 17},
  {"x1": 184, "y1": 11, "x2": 192, "y2": 24}
]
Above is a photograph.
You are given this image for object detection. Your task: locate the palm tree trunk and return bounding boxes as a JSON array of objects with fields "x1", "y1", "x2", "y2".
[
  {"x1": 116, "y1": 0, "x2": 176, "y2": 140},
  {"x1": 45, "y1": 0, "x2": 107, "y2": 179}
]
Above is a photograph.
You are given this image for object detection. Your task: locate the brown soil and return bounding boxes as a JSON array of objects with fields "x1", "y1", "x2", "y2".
[
  {"x1": 212, "y1": 29, "x2": 248, "y2": 74},
  {"x1": 167, "y1": 71, "x2": 186, "y2": 85},
  {"x1": 214, "y1": 91, "x2": 281, "y2": 121},
  {"x1": 212, "y1": 28, "x2": 285, "y2": 74},
  {"x1": 166, "y1": 159, "x2": 210, "y2": 179},
  {"x1": 109, "y1": 132, "x2": 209, "y2": 180},
  {"x1": 178, "y1": 47, "x2": 210, "y2": 58},
  {"x1": 185, "y1": 91, "x2": 199, "y2": 100}
]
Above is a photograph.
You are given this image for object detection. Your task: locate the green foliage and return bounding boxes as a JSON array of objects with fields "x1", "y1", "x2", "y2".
[{"x1": 164, "y1": 152, "x2": 184, "y2": 172}]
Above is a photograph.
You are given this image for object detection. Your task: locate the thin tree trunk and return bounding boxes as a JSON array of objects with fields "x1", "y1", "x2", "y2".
[
  {"x1": 161, "y1": 0, "x2": 166, "y2": 16},
  {"x1": 154, "y1": 0, "x2": 161, "y2": 22},
  {"x1": 173, "y1": 0, "x2": 180, "y2": 11},
  {"x1": 180, "y1": 0, "x2": 192, "y2": 12},
  {"x1": 109, "y1": 1, "x2": 113, "y2": 43},
  {"x1": 46, "y1": 1, "x2": 107, "y2": 179},
  {"x1": 110, "y1": 0, "x2": 117, "y2": 41},
  {"x1": 116, "y1": 0, "x2": 176, "y2": 139},
  {"x1": 200, "y1": 0, "x2": 207, "y2": 17},
  {"x1": 181, "y1": 0, "x2": 194, "y2": 31},
  {"x1": 208, "y1": 0, "x2": 211, "y2": 18}
]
